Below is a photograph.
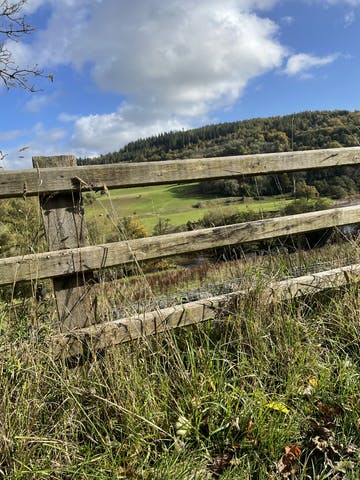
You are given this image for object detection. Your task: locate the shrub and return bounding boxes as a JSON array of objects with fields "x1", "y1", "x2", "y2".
[
  {"x1": 0, "y1": 198, "x2": 45, "y2": 257},
  {"x1": 199, "y1": 208, "x2": 264, "y2": 228},
  {"x1": 153, "y1": 217, "x2": 172, "y2": 236},
  {"x1": 282, "y1": 197, "x2": 332, "y2": 216},
  {"x1": 83, "y1": 192, "x2": 97, "y2": 205}
]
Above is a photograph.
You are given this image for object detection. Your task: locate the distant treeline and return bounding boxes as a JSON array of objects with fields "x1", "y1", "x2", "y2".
[{"x1": 78, "y1": 110, "x2": 360, "y2": 198}]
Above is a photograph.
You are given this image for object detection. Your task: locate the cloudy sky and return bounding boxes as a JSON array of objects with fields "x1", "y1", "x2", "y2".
[{"x1": 1, "y1": 0, "x2": 360, "y2": 169}]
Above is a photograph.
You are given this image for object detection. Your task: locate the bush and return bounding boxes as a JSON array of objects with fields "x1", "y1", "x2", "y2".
[
  {"x1": 153, "y1": 217, "x2": 172, "y2": 236},
  {"x1": 83, "y1": 192, "x2": 97, "y2": 205},
  {"x1": 328, "y1": 185, "x2": 347, "y2": 199},
  {"x1": 295, "y1": 183, "x2": 319, "y2": 200},
  {"x1": 116, "y1": 217, "x2": 148, "y2": 240},
  {"x1": 282, "y1": 198, "x2": 332, "y2": 216},
  {"x1": 0, "y1": 198, "x2": 45, "y2": 257},
  {"x1": 199, "y1": 208, "x2": 264, "y2": 228}
]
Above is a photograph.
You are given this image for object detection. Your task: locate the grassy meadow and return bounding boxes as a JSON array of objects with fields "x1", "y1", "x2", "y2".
[
  {"x1": 84, "y1": 183, "x2": 291, "y2": 239},
  {"x1": 0, "y1": 187, "x2": 359, "y2": 479}
]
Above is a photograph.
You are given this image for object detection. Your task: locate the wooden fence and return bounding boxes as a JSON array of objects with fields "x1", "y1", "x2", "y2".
[{"x1": 1, "y1": 147, "x2": 360, "y2": 359}]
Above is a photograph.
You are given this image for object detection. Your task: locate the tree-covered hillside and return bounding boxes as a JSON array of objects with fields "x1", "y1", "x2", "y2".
[
  {"x1": 79, "y1": 110, "x2": 360, "y2": 165},
  {"x1": 78, "y1": 110, "x2": 360, "y2": 199}
]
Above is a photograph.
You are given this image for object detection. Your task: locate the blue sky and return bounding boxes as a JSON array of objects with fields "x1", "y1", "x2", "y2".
[{"x1": 1, "y1": 0, "x2": 360, "y2": 169}]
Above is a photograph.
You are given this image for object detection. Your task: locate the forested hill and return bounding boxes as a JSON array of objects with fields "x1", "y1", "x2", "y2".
[{"x1": 78, "y1": 110, "x2": 360, "y2": 166}]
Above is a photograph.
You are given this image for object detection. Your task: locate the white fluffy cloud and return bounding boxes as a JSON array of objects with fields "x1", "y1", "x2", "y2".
[
  {"x1": 3, "y1": 0, "x2": 287, "y2": 157},
  {"x1": 22, "y1": 0, "x2": 286, "y2": 154},
  {"x1": 71, "y1": 104, "x2": 191, "y2": 156},
  {"x1": 26, "y1": 1, "x2": 285, "y2": 117},
  {"x1": 283, "y1": 53, "x2": 339, "y2": 77},
  {"x1": 92, "y1": 5, "x2": 283, "y2": 114},
  {"x1": 7, "y1": 0, "x2": 346, "y2": 159}
]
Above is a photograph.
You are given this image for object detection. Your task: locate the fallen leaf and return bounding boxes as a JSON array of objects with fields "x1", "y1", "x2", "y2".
[
  {"x1": 208, "y1": 453, "x2": 233, "y2": 478},
  {"x1": 312, "y1": 435, "x2": 332, "y2": 452},
  {"x1": 207, "y1": 446, "x2": 240, "y2": 478},
  {"x1": 265, "y1": 402, "x2": 290, "y2": 414},
  {"x1": 276, "y1": 445, "x2": 301, "y2": 479},
  {"x1": 316, "y1": 402, "x2": 342, "y2": 422},
  {"x1": 307, "y1": 418, "x2": 335, "y2": 438},
  {"x1": 308, "y1": 377, "x2": 318, "y2": 387},
  {"x1": 301, "y1": 377, "x2": 318, "y2": 396},
  {"x1": 285, "y1": 445, "x2": 301, "y2": 458}
]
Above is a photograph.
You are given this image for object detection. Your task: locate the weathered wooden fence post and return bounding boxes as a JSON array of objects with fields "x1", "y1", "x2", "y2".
[{"x1": 33, "y1": 155, "x2": 97, "y2": 331}]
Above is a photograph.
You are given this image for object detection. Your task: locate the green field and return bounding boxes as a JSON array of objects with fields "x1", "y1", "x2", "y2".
[{"x1": 85, "y1": 183, "x2": 291, "y2": 238}]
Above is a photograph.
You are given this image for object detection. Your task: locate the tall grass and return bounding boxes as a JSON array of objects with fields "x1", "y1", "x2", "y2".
[
  {"x1": 0, "y1": 194, "x2": 359, "y2": 478},
  {"x1": 0, "y1": 266, "x2": 359, "y2": 479}
]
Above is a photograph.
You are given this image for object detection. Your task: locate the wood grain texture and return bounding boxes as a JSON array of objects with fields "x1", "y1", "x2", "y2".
[
  {"x1": 1, "y1": 204, "x2": 360, "y2": 286},
  {"x1": 51, "y1": 263, "x2": 360, "y2": 359},
  {"x1": 34, "y1": 156, "x2": 97, "y2": 331},
  {"x1": 1, "y1": 147, "x2": 360, "y2": 198}
]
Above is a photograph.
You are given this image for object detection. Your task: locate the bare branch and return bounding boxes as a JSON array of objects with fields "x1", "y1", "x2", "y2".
[{"x1": 0, "y1": 0, "x2": 43, "y2": 91}]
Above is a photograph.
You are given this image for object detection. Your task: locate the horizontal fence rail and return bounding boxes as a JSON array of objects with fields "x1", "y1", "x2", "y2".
[
  {"x1": 1, "y1": 147, "x2": 360, "y2": 198},
  {"x1": 1, "y1": 204, "x2": 360, "y2": 286},
  {"x1": 2, "y1": 148, "x2": 360, "y2": 358},
  {"x1": 51, "y1": 263, "x2": 360, "y2": 358}
]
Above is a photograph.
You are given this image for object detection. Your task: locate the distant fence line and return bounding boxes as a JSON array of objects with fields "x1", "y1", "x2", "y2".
[{"x1": 1, "y1": 147, "x2": 360, "y2": 358}]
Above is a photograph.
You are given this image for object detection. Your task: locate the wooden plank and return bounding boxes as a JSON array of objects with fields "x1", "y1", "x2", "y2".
[
  {"x1": 34, "y1": 156, "x2": 97, "y2": 331},
  {"x1": 1, "y1": 204, "x2": 360, "y2": 286},
  {"x1": 1, "y1": 147, "x2": 360, "y2": 198},
  {"x1": 51, "y1": 263, "x2": 360, "y2": 359}
]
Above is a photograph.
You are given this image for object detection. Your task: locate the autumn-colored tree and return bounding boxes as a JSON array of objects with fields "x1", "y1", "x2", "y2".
[
  {"x1": 296, "y1": 183, "x2": 319, "y2": 200},
  {"x1": 117, "y1": 217, "x2": 147, "y2": 240}
]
